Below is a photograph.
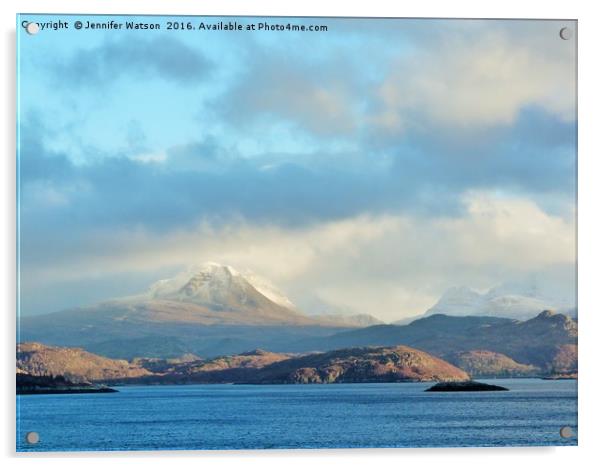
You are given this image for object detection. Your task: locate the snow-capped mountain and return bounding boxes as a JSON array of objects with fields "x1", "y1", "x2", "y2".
[
  {"x1": 144, "y1": 262, "x2": 383, "y2": 326},
  {"x1": 425, "y1": 283, "x2": 575, "y2": 321},
  {"x1": 141, "y1": 262, "x2": 308, "y2": 322},
  {"x1": 20, "y1": 262, "x2": 386, "y2": 360},
  {"x1": 147, "y1": 262, "x2": 295, "y2": 308}
]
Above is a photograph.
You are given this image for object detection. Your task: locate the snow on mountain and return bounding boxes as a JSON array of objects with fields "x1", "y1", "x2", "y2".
[
  {"x1": 114, "y1": 262, "x2": 382, "y2": 327},
  {"x1": 425, "y1": 282, "x2": 575, "y2": 321},
  {"x1": 425, "y1": 286, "x2": 488, "y2": 316},
  {"x1": 142, "y1": 262, "x2": 383, "y2": 327},
  {"x1": 240, "y1": 271, "x2": 297, "y2": 310},
  {"x1": 145, "y1": 262, "x2": 293, "y2": 312},
  {"x1": 97, "y1": 262, "x2": 325, "y2": 326}
]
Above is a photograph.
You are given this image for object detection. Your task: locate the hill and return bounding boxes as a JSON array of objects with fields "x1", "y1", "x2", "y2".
[
  {"x1": 17, "y1": 342, "x2": 151, "y2": 382},
  {"x1": 446, "y1": 350, "x2": 539, "y2": 377},
  {"x1": 286, "y1": 311, "x2": 577, "y2": 375},
  {"x1": 17, "y1": 343, "x2": 469, "y2": 385},
  {"x1": 247, "y1": 345, "x2": 469, "y2": 384}
]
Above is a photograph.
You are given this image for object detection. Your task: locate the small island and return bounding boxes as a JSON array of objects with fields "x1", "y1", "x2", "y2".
[
  {"x1": 17, "y1": 373, "x2": 117, "y2": 395},
  {"x1": 425, "y1": 380, "x2": 509, "y2": 392}
]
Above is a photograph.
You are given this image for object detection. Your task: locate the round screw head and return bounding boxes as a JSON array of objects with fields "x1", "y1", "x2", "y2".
[
  {"x1": 25, "y1": 431, "x2": 39, "y2": 444},
  {"x1": 559, "y1": 27, "x2": 572, "y2": 40},
  {"x1": 25, "y1": 22, "x2": 40, "y2": 35},
  {"x1": 559, "y1": 426, "x2": 574, "y2": 438}
]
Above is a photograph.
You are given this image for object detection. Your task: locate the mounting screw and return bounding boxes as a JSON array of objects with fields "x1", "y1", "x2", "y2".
[
  {"x1": 559, "y1": 426, "x2": 574, "y2": 439},
  {"x1": 25, "y1": 22, "x2": 40, "y2": 35},
  {"x1": 559, "y1": 27, "x2": 572, "y2": 40},
  {"x1": 25, "y1": 431, "x2": 39, "y2": 444}
]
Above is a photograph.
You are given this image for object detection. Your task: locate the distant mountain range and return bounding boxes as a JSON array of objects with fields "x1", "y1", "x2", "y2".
[{"x1": 19, "y1": 263, "x2": 577, "y2": 375}]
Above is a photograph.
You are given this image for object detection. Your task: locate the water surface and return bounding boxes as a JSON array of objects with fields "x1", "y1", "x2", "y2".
[{"x1": 17, "y1": 378, "x2": 577, "y2": 451}]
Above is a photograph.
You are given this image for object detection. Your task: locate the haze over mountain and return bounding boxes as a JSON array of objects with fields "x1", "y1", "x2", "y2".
[
  {"x1": 23, "y1": 262, "x2": 381, "y2": 327},
  {"x1": 424, "y1": 282, "x2": 575, "y2": 321},
  {"x1": 135, "y1": 262, "x2": 318, "y2": 325},
  {"x1": 20, "y1": 262, "x2": 577, "y2": 372},
  {"x1": 20, "y1": 262, "x2": 381, "y2": 358}
]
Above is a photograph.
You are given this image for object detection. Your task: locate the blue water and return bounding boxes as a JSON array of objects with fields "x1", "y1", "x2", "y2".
[{"x1": 16, "y1": 379, "x2": 577, "y2": 451}]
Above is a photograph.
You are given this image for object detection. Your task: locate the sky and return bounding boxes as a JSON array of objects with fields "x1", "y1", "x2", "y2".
[{"x1": 17, "y1": 16, "x2": 577, "y2": 321}]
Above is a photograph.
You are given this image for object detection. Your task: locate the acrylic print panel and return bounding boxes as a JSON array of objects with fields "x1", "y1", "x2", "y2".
[{"x1": 16, "y1": 14, "x2": 577, "y2": 452}]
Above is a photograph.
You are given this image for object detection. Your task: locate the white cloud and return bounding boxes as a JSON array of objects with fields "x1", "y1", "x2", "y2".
[
  {"x1": 373, "y1": 25, "x2": 576, "y2": 131},
  {"x1": 223, "y1": 22, "x2": 576, "y2": 138},
  {"x1": 25, "y1": 191, "x2": 575, "y2": 322}
]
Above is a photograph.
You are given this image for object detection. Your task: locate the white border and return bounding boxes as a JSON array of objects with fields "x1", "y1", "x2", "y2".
[{"x1": 2, "y1": 1, "x2": 601, "y2": 465}]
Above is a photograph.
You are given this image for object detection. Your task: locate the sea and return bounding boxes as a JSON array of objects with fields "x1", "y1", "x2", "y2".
[{"x1": 16, "y1": 378, "x2": 577, "y2": 452}]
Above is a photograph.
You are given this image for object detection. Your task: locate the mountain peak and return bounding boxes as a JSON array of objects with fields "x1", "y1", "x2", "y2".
[
  {"x1": 130, "y1": 262, "x2": 323, "y2": 326},
  {"x1": 147, "y1": 262, "x2": 299, "y2": 311},
  {"x1": 426, "y1": 283, "x2": 575, "y2": 321},
  {"x1": 531, "y1": 309, "x2": 575, "y2": 329},
  {"x1": 148, "y1": 263, "x2": 251, "y2": 299},
  {"x1": 180, "y1": 263, "x2": 240, "y2": 297}
]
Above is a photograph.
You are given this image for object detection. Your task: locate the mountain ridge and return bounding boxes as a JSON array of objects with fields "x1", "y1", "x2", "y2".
[{"x1": 283, "y1": 310, "x2": 577, "y2": 375}]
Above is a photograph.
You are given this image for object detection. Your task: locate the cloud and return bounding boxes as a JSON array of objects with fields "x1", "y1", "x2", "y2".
[
  {"x1": 18, "y1": 19, "x2": 577, "y2": 319},
  {"x1": 219, "y1": 50, "x2": 363, "y2": 137},
  {"x1": 20, "y1": 192, "x2": 575, "y2": 320},
  {"x1": 373, "y1": 26, "x2": 575, "y2": 132},
  {"x1": 18, "y1": 103, "x2": 575, "y2": 241},
  {"x1": 385, "y1": 106, "x2": 576, "y2": 200},
  {"x1": 52, "y1": 35, "x2": 212, "y2": 87},
  {"x1": 219, "y1": 21, "x2": 575, "y2": 139}
]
